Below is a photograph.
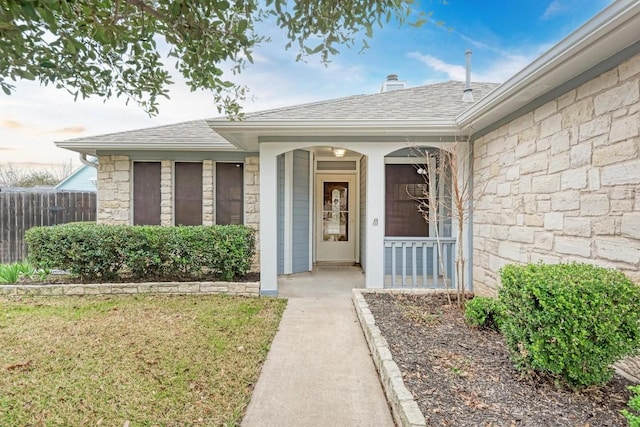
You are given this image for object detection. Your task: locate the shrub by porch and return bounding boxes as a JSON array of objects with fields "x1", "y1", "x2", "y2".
[
  {"x1": 498, "y1": 263, "x2": 640, "y2": 388},
  {"x1": 25, "y1": 223, "x2": 255, "y2": 282}
]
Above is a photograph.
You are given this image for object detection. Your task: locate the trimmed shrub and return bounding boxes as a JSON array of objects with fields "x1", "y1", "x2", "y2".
[
  {"x1": 26, "y1": 223, "x2": 127, "y2": 281},
  {"x1": 464, "y1": 296, "x2": 505, "y2": 331},
  {"x1": 623, "y1": 385, "x2": 640, "y2": 427},
  {"x1": 25, "y1": 224, "x2": 255, "y2": 281},
  {"x1": 499, "y1": 263, "x2": 640, "y2": 388}
]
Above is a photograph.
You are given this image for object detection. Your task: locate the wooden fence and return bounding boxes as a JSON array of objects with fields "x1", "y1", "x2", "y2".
[{"x1": 0, "y1": 191, "x2": 97, "y2": 264}]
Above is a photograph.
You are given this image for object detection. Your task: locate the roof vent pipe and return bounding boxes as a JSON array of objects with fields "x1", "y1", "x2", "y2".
[{"x1": 462, "y1": 50, "x2": 474, "y2": 102}]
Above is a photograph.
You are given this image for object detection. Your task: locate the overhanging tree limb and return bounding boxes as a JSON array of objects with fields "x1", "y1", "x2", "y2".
[{"x1": 1, "y1": 0, "x2": 431, "y2": 116}]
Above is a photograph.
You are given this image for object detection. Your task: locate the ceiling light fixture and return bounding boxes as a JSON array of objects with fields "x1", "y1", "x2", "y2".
[{"x1": 333, "y1": 148, "x2": 346, "y2": 157}]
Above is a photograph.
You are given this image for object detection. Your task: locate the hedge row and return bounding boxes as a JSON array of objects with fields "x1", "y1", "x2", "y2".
[{"x1": 25, "y1": 223, "x2": 256, "y2": 281}]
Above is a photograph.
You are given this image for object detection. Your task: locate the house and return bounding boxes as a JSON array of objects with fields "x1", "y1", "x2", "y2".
[
  {"x1": 54, "y1": 158, "x2": 97, "y2": 192},
  {"x1": 56, "y1": 0, "x2": 640, "y2": 296}
]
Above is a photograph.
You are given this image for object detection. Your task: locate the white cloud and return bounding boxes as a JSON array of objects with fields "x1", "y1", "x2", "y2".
[
  {"x1": 542, "y1": 1, "x2": 567, "y2": 20},
  {"x1": 2, "y1": 119, "x2": 25, "y2": 129},
  {"x1": 414, "y1": 25, "x2": 551, "y2": 84},
  {"x1": 51, "y1": 126, "x2": 86, "y2": 134},
  {"x1": 408, "y1": 44, "x2": 544, "y2": 84},
  {"x1": 407, "y1": 52, "x2": 533, "y2": 83},
  {"x1": 407, "y1": 52, "x2": 467, "y2": 81}
]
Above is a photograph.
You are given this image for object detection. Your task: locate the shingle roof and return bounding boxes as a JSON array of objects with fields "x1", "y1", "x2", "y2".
[
  {"x1": 59, "y1": 81, "x2": 499, "y2": 148},
  {"x1": 62, "y1": 119, "x2": 232, "y2": 146},
  {"x1": 230, "y1": 81, "x2": 499, "y2": 122}
]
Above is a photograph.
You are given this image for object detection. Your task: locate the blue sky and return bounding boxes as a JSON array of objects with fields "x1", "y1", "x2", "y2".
[{"x1": 0, "y1": 0, "x2": 612, "y2": 169}]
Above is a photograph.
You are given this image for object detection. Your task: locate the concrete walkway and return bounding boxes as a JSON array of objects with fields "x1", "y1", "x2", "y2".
[{"x1": 241, "y1": 267, "x2": 394, "y2": 427}]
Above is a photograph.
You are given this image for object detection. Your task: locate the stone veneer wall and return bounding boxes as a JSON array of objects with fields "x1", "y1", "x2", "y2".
[
  {"x1": 96, "y1": 157, "x2": 261, "y2": 274},
  {"x1": 472, "y1": 53, "x2": 640, "y2": 296},
  {"x1": 202, "y1": 160, "x2": 215, "y2": 225},
  {"x1": 160, "y1": 160, "x2": 173, "y2": 226},
  {"x1": 97, "y1": 155, "x2": 131, "y2": 224},
  {"x1": 0, "y1": 281, "x2": 260, "y2": 297},
  {"x1": 244, "y1": 157, "x2": 260, "y2": 270}
]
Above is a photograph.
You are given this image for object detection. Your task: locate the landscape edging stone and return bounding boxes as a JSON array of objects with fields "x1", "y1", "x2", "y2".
[
  {"x1": 0, "y1": 281, "x2": 260, "y2": 297},
  {"x1": 352, "y1": 289, "x2": 428, "y2": 427}
]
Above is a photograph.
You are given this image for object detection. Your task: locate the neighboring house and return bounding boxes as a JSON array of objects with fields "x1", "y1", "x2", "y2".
[
  {"x1": 54, "y1": 159, "x2": 98, "y2": 192},
  {"x1": 56, "y1": 1, "x2": 640, "y2": 296}
]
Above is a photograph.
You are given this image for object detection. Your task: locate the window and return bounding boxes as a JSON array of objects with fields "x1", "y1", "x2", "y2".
[
  {"x1": 385, "y1": 164, "x2": 428, "y2": 237},
  {"x1": 133, "y1": 162, "x2": 161, "y2": 225},
  {"x1": 175, "y1": 162, "x2": 203, "y2": 225},
  {"x1": 216, "y1": 163, "x2": 244, "y2": 225}
]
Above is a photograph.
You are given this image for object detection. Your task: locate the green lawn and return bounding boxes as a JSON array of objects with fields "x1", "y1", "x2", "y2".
[{"x1": 0, "y1": 295, "x2": 286, "y2": 426}]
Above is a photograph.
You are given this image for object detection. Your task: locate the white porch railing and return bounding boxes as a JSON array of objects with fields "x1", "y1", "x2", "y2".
[{"x1": 383, "y1": 237, "x2": 457, "y2": 288}]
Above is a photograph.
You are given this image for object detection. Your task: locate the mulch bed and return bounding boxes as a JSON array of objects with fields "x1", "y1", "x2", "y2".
[{"x1": 364, "y1": 292, "x2": 633, "y2": 427}]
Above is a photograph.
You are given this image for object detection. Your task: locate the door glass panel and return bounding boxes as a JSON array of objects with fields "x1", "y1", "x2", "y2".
[{"x1": 322, "y1": 182, "x2": 348, "y2": 241}]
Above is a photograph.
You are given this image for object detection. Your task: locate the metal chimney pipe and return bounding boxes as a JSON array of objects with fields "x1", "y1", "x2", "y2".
[{"x1": 462, "y1": 50, "x2": 474, "y2": 102}]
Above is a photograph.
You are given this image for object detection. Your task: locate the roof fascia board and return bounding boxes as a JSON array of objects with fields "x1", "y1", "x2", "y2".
[
  {"x1": 211, "y1": 120, "x2": 464, "y2": 152},
  {"x1": 55, "y1": 141, "x2": 240, "y2": 154},
  {"x1": 97, "y1": 150, "x2": 258, "y2": 162},
  {"x1": 257, "y1": 135, "x2": 467, "y2": 143},
  {"x1": 457, "y1": 1, "x2": 640, "y2": 130},
  {"x1": 209, "y1": 119, "x2": 457, "y2": 130},
  {"x1": 210, "y1": 118, "x2": 465, "y2": 149}
]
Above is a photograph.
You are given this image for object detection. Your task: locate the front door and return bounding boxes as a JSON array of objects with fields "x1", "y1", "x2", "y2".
[{"x1": 316, "y1": 174, "x2": 356, "y2": 262}]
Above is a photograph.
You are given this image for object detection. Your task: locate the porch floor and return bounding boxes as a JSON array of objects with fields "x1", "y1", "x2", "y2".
[
  {"x1": 278, "y1": 265, "x2": 365, "y2": 298},
  {"x1": 242, "y1": 266, "x2": 393, "y2": 426}
]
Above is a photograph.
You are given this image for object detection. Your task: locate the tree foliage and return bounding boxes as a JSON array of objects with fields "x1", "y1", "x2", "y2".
[{"x1": 1, "y1": 0, "x2": 423, "y2": 116}]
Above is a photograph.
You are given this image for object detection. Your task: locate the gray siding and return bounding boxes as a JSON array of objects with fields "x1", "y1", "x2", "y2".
[
  {"x1": 359, "y1": 155, "x2": 367, "y2": 272},
  {"x1": 291, "y1": 150, "x2": 310, "y2": 273},
  {"x1": 277, "y1": 155, "x2": 285, "y2": 275}
]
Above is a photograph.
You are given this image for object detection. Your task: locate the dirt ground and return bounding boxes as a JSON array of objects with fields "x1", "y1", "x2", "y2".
[{"x1": 364, "y1": 292, "x2": 633, "y2": 427}]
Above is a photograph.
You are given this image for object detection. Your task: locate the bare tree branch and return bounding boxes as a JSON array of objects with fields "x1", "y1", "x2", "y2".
[{"x1": 409, "y1": 141, "x2": 487, "y2": 308}]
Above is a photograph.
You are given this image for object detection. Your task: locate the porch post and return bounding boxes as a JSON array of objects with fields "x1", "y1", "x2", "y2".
[
  {"x1": 460, "y1": 141, "x2": 474, "y2": 292},
  {"x1": 365, "y1": 153, "x2": 385, "y2": 289},
  {"x1": 259, "y1": 144, "x2": 278, "y2": 295}
]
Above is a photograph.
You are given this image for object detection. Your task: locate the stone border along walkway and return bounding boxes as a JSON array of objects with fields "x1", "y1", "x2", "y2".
[
  {"x1": 354, "y1": 288, "x2": 640, "y2": 427},
  {"x1": 0, "y1": 281, "x2": 260, "y2": 297},
  {"x1": 353, "y1": 289, "x2": 432, "y2": 427}
]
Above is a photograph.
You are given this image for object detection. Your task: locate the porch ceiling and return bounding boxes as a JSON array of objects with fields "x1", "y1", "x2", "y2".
[{"x1": 308, "y1": 146, "x2": 361, "y2": 157}]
